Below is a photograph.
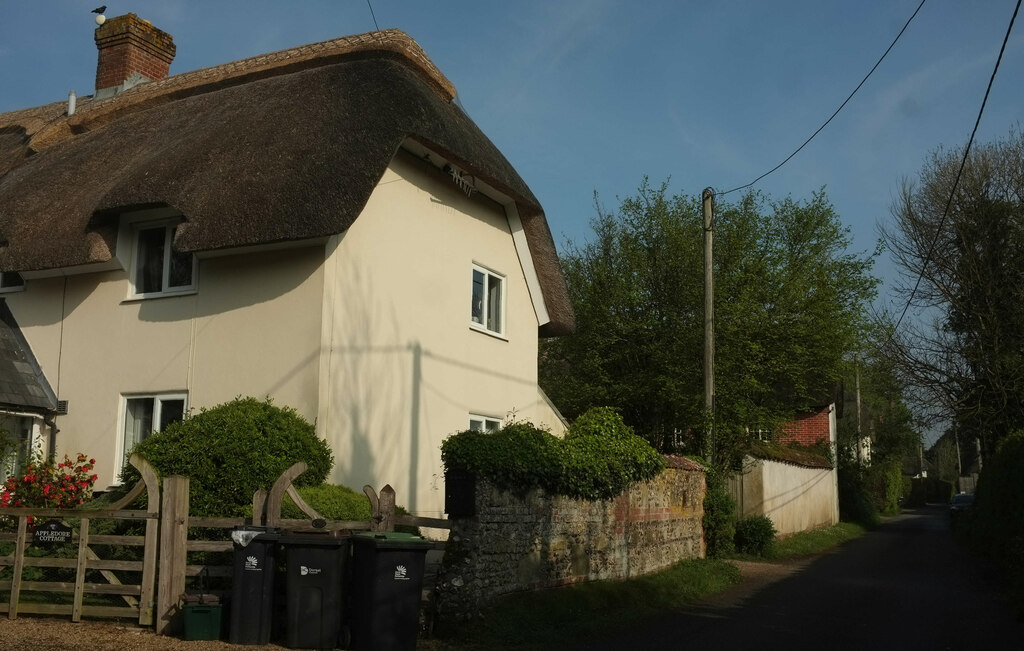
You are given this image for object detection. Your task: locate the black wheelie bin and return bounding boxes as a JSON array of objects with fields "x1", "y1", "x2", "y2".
[{"x1": 348, "y1": 531, "x2": 433, "y2": 651}]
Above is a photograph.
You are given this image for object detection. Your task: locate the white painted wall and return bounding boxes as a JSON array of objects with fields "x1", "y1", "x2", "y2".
[
  {"x1": 318, "y1": 151, "x2": 564, "y2": 517},
  {"x1": 729, "y1": 457, "x2": 839, "y2": 536},
  {"x1": 5, "y1": 246, "x2": 325, "y2": 488}
]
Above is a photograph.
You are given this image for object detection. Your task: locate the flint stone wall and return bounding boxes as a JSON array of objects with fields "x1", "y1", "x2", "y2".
[{"x1": 436, "y1": 463, "x2": 705, "y2": 620}]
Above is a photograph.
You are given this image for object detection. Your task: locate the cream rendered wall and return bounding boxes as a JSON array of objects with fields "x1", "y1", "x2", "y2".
[
  {"x1": 5, "y1": 246, "x2": 324, "y2": 489},
  {"x1": 319, "y1": 151, "x2": 560, "y2": 517},
  {"x1": 730, "y1": 457, "x2": 839, "y2": 536}
]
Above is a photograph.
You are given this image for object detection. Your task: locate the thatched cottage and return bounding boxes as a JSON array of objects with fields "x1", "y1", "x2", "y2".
[{"x1": 0, "y1": 14, "x2": 572, "y2": 516}]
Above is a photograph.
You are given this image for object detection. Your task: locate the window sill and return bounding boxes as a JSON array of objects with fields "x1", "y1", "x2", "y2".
[
  {"x1": 469, "y1": 323, "x2": 509, "y2": 341},
  {"x1": 121, "y1": 289, "x2": 198, "y2": 303}
]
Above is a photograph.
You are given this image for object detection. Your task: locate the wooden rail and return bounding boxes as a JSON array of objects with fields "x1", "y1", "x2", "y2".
[{"x1": 0, "y1": 454, "x2": 160, "y2": 626}]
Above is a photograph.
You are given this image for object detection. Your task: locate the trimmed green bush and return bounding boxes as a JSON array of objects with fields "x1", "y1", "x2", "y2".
[
  {"x1": 865, "y1": 458, "x2": 904, "y2": 515},
  {"x1": 122, "y1": 397, "x2": 333, "y2": 517},
  {"x1": 441, "y1": 408, "x2": 665, "y2": 501},
  {"x1": 734, "y1": 514, "x2": 777, "y2": 556},
  {"x1": 280, "y1": 484, "x2": 372, "y2": 521}
]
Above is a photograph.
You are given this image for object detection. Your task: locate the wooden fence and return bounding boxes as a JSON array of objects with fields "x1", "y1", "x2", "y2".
[
  {"x1": 3, "y1": 456, "x2": 450, "y2": 634},
  {"x1": 0, "y1": 454, "x2": 160, "y2": 624}
]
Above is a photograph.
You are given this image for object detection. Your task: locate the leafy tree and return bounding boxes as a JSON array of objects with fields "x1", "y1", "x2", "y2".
[
  {"x1": 880, "y1": 128, "x2": 1024, "y2": 458},
  {"x1": 541, "y1": 179, "x2": 878, "y2": 467},
  {"x1": 836, "y1": 354, "x2": 920, "y2": 467}
]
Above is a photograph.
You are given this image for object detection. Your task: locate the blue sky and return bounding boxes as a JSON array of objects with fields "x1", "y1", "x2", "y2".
[{"x1": 2, "y1": 0, "x2": 1022, "y2": 313}]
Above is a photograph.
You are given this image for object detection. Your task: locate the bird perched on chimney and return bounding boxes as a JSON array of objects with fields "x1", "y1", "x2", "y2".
[{"x1": 92, "y1": 6, "x2": 106, "y2": 14}]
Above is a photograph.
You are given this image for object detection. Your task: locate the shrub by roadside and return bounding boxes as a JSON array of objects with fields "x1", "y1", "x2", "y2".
[{"x1": 440, "y1": 407, "x2": 665, "y2": 501}]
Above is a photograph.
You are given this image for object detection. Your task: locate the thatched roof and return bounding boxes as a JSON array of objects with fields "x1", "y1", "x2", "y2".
[{"x1": 0, "y1": 29, "x2": 573, "y2": 336}]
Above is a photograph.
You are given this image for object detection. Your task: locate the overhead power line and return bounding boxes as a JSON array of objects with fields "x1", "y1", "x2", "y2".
[
  {"x1": 367, "y1": 0, "x2": 380, "y2": 31},
  {"x1": 890, "y1": 0, "x2": 1022, "y2": 335},
  {"x1": 719, "y1": 0, "x2": 928, "y2": 197}
]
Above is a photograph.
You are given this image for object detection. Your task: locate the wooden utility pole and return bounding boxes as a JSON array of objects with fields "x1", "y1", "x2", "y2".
[
  {"x1": 855, "y1": 357, "x2": 863, "y2": 462},
  {"x1": 703, "y1": 188, "x2": 715, "y2": 413}
]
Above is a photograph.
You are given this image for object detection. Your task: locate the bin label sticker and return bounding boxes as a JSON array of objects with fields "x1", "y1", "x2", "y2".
[
  {"x1": 244, "y1": 555, "x2": 261, "y2": 571},
  {"x1": 300, "y1": 566, "x2": 322, "y2": 576},
  {"x1": 394, "y1": 565, "x2": 409, "y2": 581}
]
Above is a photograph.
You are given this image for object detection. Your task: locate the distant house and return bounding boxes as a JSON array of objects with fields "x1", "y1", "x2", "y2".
[
  {"x1": 730, "y1": 404, "x2": 840, "y2": 536},
  {"x1": 0, "y1": 14, "x2": 573, "y2": 517}
]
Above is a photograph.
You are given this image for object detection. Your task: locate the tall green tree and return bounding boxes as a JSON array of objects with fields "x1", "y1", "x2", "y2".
[
  {"x1": 541, "y1": 179, "x2": 878, "y2": 463},
  {"x1": 881, "y1": 128, "x2": 1024, "y2": 458}
]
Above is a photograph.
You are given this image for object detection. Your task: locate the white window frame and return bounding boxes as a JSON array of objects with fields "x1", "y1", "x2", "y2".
[
  {"x1": 0, "y1": 271, "x2": 25, "y2": 293},
  {"x1": 128, "y1": 219, "x2": 197, "y2": 299},
  {"x1": 0, "y1": 414, "x2": 40, "y2": 478},
  {"x1": 469, "y1": 413, "x2": 502, "y2": 432},
  {"x1": 470, "y1": 263, "x2": 506, "y2": 337},
  {"x1": 117, "y1": 392, "x2": 188, "y2": 474}
]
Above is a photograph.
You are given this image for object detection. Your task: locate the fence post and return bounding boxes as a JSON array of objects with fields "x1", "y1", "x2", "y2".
[
  {"x1": 376, "y1": 485, "x2": 396, "y2": 532},
  {"x1": 156, "y1": 475, "x2": 189, "y2": 635},
  {"x1": 7, "y1": 514, "x2": 28, "y2": 619}
]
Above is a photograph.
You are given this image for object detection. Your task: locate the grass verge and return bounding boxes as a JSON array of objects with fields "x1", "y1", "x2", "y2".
[
  {"x1": 437, "y1": 558, "x2": 740, "y2": 649},
  {"x1": 770, "y1": 522, "x2": 865, "y2": 560}
]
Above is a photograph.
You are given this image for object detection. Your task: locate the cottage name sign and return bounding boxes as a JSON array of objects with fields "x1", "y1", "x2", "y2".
[{"x1": 33, "y1": 520, "x2": 74, "y2": 546}]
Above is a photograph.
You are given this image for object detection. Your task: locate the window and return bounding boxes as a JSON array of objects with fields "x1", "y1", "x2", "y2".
[
  {"x1": 121, "y1": 393, "x2": 186, "y2": 462},
  {"x1": 469, "y1": 414, "x2": 501, "y2": 432},
  {"x1": 470, "y1": 264, "x2": 504, "y2": 335},
  {"x1": 130, "y1": 222, "x2": 196, "y2": 297},
  {"x1": 0, "y1": 271, "x2": 24, "y2": 292},
  {"x1": 1, "y1": 415, "x2": 36, "y2": 478}
]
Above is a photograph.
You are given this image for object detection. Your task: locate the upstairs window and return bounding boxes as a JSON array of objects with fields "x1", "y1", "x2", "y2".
[
  {"x1": 130, "y1": 222, "x2": 196, "y2": 298},
  {"x1": 471, "y1": 264, "x2": 505, "y2": 336},
  {"x1": 0, "y1": 271, "x2": 25, "y2": 292}
]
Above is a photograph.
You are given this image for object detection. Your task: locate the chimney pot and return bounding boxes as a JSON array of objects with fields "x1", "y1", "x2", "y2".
[{"x1": 94, "y1": 13, "x2": 175, "y2": 98}]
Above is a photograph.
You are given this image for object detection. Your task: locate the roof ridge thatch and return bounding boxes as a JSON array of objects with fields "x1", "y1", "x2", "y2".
[{"x1": 3, "y1": 29, "x2": 455, "y2": 155}]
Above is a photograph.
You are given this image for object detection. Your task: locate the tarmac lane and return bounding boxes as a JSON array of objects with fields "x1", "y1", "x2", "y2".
[{"x1": 576, "y1": 506, "x2": 1023, "y2": 650}]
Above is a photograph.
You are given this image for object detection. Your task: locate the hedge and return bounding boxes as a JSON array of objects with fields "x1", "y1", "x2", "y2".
[{"x1": 441, "y1": 407, "x2": 665, "y2": 501}]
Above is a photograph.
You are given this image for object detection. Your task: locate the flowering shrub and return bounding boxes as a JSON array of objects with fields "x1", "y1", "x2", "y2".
[{"x1": 1, "y1": 454, "x2": 98, "y2": 510}]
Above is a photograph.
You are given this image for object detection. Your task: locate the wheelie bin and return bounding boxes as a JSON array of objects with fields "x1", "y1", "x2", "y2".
[
  {"x1": 280, "y1": 533, "x2": 350, "y2": 649},
  {"x1": 348, "y1": 531, "x2": 433, "y2": 651},
  {"x1": 228, "y1": 526, "x2": 280, "y2": 645}
]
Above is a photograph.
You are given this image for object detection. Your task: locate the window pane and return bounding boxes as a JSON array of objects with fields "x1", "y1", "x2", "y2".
[
  {"x1": 124, "y1": 398, "x2": 154, "y2": 450},
  {"x1": 159, "y1": 399, "x2": 185, "y2": 430},
  {"x1": 487, "y1": 274, "x2": 502, "y2": 332},
  {"x1": 471, "y1": 269, "x2": 485, "y2": 325},
  {"x1": 469, "y1": 419, "x2": 483, "y2": 432},
  {"x1": 167, "y1": 227, "x2": 193, "y2": 288},
  {"x1": 485, "y1": 419, "x2": 500, "y2": 432},
  {"x1": 135, "y1": 227, "x2": 165, "y2": 293}
]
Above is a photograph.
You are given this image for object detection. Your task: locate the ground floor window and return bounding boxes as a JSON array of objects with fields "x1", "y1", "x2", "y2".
[
  {"x1": 469, "y1": 414, "x2": 501, "y2": 432},
  {"x1": 0, "y1": 414, "x2": 38, "y2": 478},
  {"x1": 121, "y1": 393, "x2": 186, "y2": 465}
]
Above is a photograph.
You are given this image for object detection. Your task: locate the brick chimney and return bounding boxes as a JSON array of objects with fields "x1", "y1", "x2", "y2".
[{"x1": 94, "y1": 13, "x2": 175, "y2": 99}]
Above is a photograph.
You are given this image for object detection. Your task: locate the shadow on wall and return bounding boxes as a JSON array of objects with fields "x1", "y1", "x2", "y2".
[{"x1": 323, "y1": 252, "x2": 547, "y2": 515}]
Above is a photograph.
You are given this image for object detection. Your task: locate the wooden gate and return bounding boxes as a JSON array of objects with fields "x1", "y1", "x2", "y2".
[{"x1": 0, "y1": 454, "x2": 160, "y2": 624}]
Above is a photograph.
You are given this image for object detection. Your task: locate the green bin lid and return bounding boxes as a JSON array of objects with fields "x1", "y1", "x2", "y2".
[{"x1": 352, "y1": 531, "x2": 432, "y2": 549}]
